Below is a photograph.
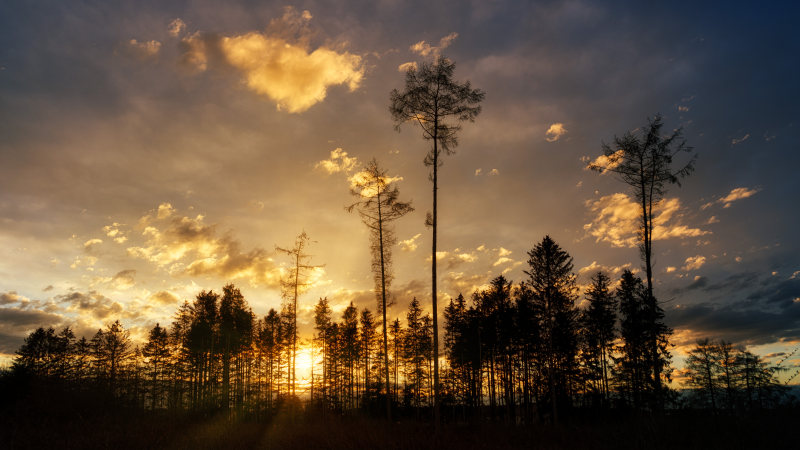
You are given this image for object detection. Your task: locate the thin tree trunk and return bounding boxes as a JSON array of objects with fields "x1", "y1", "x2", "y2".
[
  {"x1": 378, "y1": 195, "x2": 393, "y2": 421},
  {"x1": 431, "y1": 114, "x2": 441, "y2": 429}
]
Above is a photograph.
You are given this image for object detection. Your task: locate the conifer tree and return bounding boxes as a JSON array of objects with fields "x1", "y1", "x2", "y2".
[{"x1": 391, "y1": 56, "x2": 484, "y2": 424}]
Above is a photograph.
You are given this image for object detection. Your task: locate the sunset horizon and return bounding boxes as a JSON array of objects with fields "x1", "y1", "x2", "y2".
[{"x1": 2, "y1": 1, "x2": 799, "y2": 447}]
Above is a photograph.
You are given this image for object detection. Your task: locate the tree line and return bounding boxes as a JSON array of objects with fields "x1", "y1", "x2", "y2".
[{"x1": 10, "y1": 236, "x2": 787, "y2": 422}]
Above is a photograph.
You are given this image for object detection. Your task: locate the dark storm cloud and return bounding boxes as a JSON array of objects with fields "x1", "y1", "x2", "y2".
[
  {"x1": 668, "y1": 301, "x2": 800, "y2": 346},
  {"x1": 667, "y1": 271, "x2": 800, "y2": 345}
]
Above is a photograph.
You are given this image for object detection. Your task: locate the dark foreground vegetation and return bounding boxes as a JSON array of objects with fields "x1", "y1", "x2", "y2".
[{"x1": 2, "y1": 379, "x2": 800, "y2": 450}]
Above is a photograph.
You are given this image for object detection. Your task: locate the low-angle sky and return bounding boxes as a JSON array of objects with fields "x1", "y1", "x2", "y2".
[{"x1": 1, "y1": 0, "x2": 798, "y2": 381}]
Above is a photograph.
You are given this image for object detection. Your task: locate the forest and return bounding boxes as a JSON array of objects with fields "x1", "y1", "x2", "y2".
[{"x1": 2, "y1": 57, "x2": 799, "y2": 449}]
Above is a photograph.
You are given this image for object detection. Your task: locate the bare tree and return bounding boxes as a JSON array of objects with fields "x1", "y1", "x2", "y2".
[
  {"x1": 589, "y1": 114, "x2": 694, "y2": 396},
  {"x1": 390, "y1": 56, "x2": 484, "y2": 424},
  {"x1": 277, "y1": 231, "x2": 322, "y2": 396},
  {"x1": 347, "y1": 158, "x2": 413, "y2": 419}
]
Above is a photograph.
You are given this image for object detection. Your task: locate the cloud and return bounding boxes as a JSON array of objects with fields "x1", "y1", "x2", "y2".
[
  {"x1": 218, "y1": 34, "x2": 364, "y2": 113},
  {"x1": 545, "y1": 123, "x2": 567, "y2": 142},
  {"x1": 443, "y1": 271, "x2": 490, "y2": 296},
  {"x1": 122, "y1": 39, "x2": 161, "y2": 59},
  {"x1": 315, "y1": 148, "x2": 358, "y2": 174},
  {"x1": 111, "y1": 269, "x2": 137, "y2": 290},
  {"x1": 347, "y1": 169, "x2": 403, "y2": 198},
  {"x1": 731, "y1": 133, "x2": 750, "y2": 145},
  {"x1": 584, "y1": 193, "x2": 709, "y2": 248},
  {"x1": 682, "y1": 255, "x2": 706, "y2": 271},
  {"x1": 168, "y1": 18, "x2": 186, "y2": 37},
  {"x1": 668, "y1": 301, "x2": 800, "y2": 346},
  {"x1": 497, "y1": 247, "x2": 512, "y2": 257},
  {"x1": 126, "y1": 204, "x2": 282, "y2": 288},
  {"x1": 178, "y1": 9, "x2": 364, "y2": 113},
  {"x1": 84, "y1": 238, "x2": 103, "y2": 251},
  {"x1": 678, "y1": 105, "x2": 690, "y2": 112},
  {"x1": 398, "y1": 62, "x2": 418, "y2": 72},
  {"x1": 1, "y1": 291, "x2": 25, "y2": 305},
  {"x1": 578, "y1": 260, "x2": 632, "y2": 276},
  {"x1": 103, "y1": 222, "x2": 128, "y2": 244},
  {"x1": 410, "y1": 32, "x2": 458, "y2": 59},
  {"x1": 493, "y1": 257, "x2": 513, "y2": 267},
  {"x1": 400, "y1": 233, "x2": 422, "y2": 252},
  {"x1": 57, "y1": 291, "x2": 125, "y2": 320},
  {"x1": 585, "y1": 149, "x2": 624, "y2": 173},
  {"x1": 148, "y1": 290, "x2": 180, "y2": 306},
  {"x1": 0, "y1": 307, "x2": 66, "y2": 352},
  {"x1": 720, "y1": 187, "x2": 759, "y2": 208}
]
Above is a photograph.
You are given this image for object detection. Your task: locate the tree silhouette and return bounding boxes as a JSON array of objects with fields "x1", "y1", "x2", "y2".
[
  {"x1": 686, "y1": 338, "x2": 720, "y2": 412},
  {"x1": 524, "y1": 236, "x2": 579, "y2": 423},
  {"x1": 277, "y1": 231, "x2": 322, "y2": 397},
  {"x1": 346, "y1": 157, "x2": 413, "y2": 419},
  {"x1": 581, "y1": 272, "x2": 617, "y2": 406},
  {"x1": 91, "y1": 320, "x2": 133, "y2": 393},
  {"x1": 589, "y1": 114, "x2": 694, "y2": 398},
  {"x1": 143, "y1": 323, "x2": 170, "y2": 410},
  {"x1": 390, "y1": 56, "x2": 484, "y2": 424}
]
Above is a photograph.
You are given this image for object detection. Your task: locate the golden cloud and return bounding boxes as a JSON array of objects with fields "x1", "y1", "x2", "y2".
[
  {"x1": 682, "y1": 255, "x2": 706, "y2": 271},
  {"x1": 126, "y1": 204, "x2": 282, "y2": 288},
  {"x1": 123, "y1": 39, "x2": 161, "y2": 59},
  {"x1": 584, "y1": 193, "x2": 709, "y2": 248},
  {"x1": 400, "y1": 233, "x2": 422, "y2": 252},
  {"x1": 149, "y1": 290, "x2": 181, "y2": 306},
  {"x1": 410, "y1": 32, "x2": 458, "y2": 58},
  {"x1": 545, "y1": 123, "x2": 567, "y2": 142},
  {"x1": 720, "y1": 187, "x2": 759, "y2": 208},
  {"x1": 585, "y1": 149, "x2": 624, "y2": 173},
  {"x1": 398, "y1": 61, "x2": 418, "y2": 72},
  {"x1": 168, "y1": 18, "x2": 186, "y2": 37},
  {"x1": 103, "y1": 222, "x2": 128, "y2": 244},
  {"x1": 578, "y1": 260, "x2": 632, "y2": 276},
  {"x1": 315, "y1": 148, "x2": 358, "y2": 174},
  {"x1": 218, "y1": 31, "x2": 364, "y2": 113}
]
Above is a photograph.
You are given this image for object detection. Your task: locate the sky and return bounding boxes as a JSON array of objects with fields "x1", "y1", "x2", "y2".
[{"x1": 1, "y1": 0, "x2": 799, "y2": 382}]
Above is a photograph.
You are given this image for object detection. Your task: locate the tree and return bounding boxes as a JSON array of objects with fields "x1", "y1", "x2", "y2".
[
  {"x1": 143, "y1": 323, "x2": 171, "y2": 409},
  {"x1": 524, "y1": 236, "x2": 579, "y2": 423},
  {"x1": 589, "y1": 114, "x2": 694, "y2": 395},
  {"x1": 92, "y1": 320, "x2": 133, "y2": 392},
  {"x1": 581, "y1": 272, "x2": 617, "y2": 405},
  {"x1": 612, "y1": 270, "x2": 670, "y2": 408},
  {"x1": 346, "y1": 158, "x2": 413, "y2": 419},
  {"x1": 277, "y1": 231, "x2": 322, "y2": 397},
  {"x1": 13, "y1": 326, "x2": 80, "y2": 380},
  {"x1": 313, "y1": 298, "x2": 333, "y2": 407},
  {"x1": 390, "y1": 55, "x2": 484, "y2": 424},
  {"x1": 218, "y1": 284, "x2": 254, "y2": 411},
  {"x1": 686, "y1": 338, "x2": 720, "y2": 411}
]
